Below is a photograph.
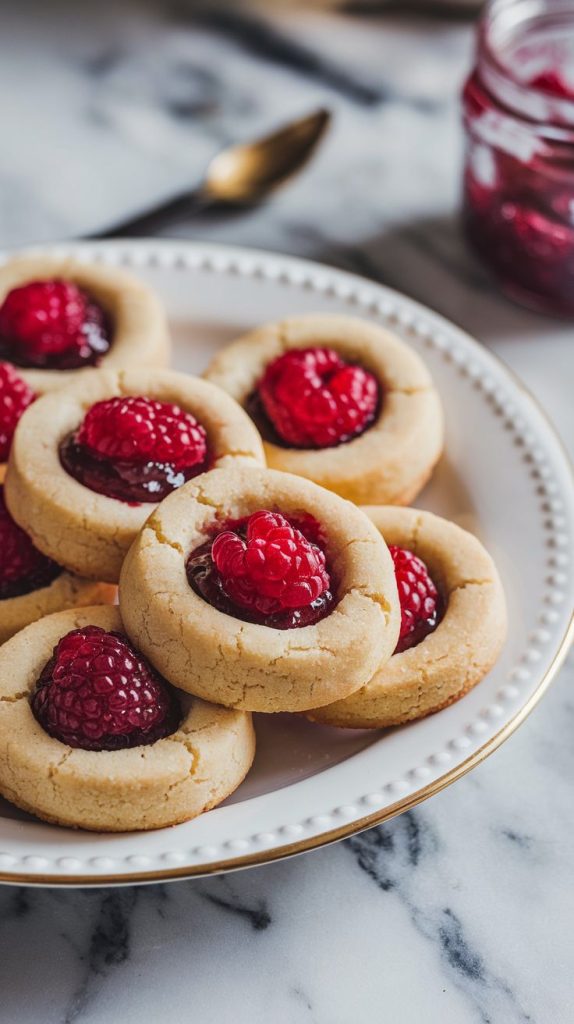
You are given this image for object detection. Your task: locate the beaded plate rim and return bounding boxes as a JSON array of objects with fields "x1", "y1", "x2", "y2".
[{"x1": 0, "y1": 239, "x2": 572, "y2": 888}]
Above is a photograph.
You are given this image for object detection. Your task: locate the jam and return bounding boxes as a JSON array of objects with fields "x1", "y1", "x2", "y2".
[
  {"x1": 394, "y1": 596, "x2": 444, "y2": 654},
  {"x1": 59, "y1": 434, "x2": 206, "y2": 504},
  {"x1": 462, "y1": 0, "x2": 574, "y2": 316},
  {"x1": 60, "y1": 396, "x2": 209, "y2": 504}
]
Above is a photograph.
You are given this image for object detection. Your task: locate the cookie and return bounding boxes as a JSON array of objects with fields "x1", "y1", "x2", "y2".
[
  {"x1": 204, "y1": 313, "x2": 444, "y2": 505},
  {"x1": 0, "y1": 483, "x2": 115, "y2": 644},
  {"x1": 5, "y1": 367, "x2": 265, "y2": 583},
  {"x1": 307, "y1": 506, "x2": 507, "y2": 728},
  {"x1": 0, "y1": 574, "x2": 115, "y2": 647},
  {"x1": 0, "y1": 255, "x2": 170, "y2": 392},
  {"x1": 119, "y1": 463, "x2": 400, "y2": 713},
  {"x1": 0, "y1": 606, "x2": 255, "y2": 831}
]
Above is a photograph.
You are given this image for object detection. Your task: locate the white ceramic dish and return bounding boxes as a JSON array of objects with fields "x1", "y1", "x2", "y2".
[{"x1": 0, "y1": 240, "x2": 572, "y2": 888}]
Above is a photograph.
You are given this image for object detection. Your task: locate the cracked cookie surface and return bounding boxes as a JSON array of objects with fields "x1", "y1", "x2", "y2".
[
  {"x1": 0, "y1": 256, "x2": 170, "y2": 392},
  {"x1": 119, "y1": 464, "x2": 401, "y2": 713},
  {"x1": 0, "y1": 605, "x2": 255, "y2": 831},
  {"x1": 204, "y1": 314, "x2": 444, "y2": 505},
  {"x1": 0, "y1": 573, "x2": 115, "y2": 646},
  {"x1": 306, "y1": 506, "x2": 507, "y2": 728},
  {"x1": 5, "y1": 368, "x2": 265, "y2": 583}
]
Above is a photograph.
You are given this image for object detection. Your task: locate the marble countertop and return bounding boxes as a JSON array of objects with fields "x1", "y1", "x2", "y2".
[{"x1": 1, "y1": 3, "x2": 573, "y2": 1022}]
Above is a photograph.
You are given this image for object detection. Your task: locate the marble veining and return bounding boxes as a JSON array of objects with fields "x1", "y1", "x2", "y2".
[
  {"x1": 0, "y1": 3, "x2": 573, "y2": 1023},
  {"x1": 347, "y1": 818, "x2": 533, "y2": 1023}
]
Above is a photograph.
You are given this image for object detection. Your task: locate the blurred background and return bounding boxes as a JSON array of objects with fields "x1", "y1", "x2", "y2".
[
  {"x1": 3, "y1": 1, "x2": 570, "y2": 401},
  {"x1": 1, "y1": 0, "x2": 478, "y2": 275}
]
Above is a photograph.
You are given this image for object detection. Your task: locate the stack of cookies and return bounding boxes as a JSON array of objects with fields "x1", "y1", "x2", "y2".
[{"x1": 0, "y1": 256, "x2": 506, "y2": 832}]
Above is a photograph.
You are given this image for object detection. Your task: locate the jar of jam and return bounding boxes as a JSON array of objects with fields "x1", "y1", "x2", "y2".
[{"x1": 462, "y1": 0, "x2": 574, "y2": 316}]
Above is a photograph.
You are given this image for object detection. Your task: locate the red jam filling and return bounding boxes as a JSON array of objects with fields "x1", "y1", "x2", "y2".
[
  {"x1": 186, "y1": 510, "x2": 334, "y2": 629},
  {"x1": 529, "y1": 71, "x2": 574, "y2": 100},
  {"x1": 0, "y1": 486, "x2": 61, "y2": 599},
  {"x1": 463, "y1": 66, "x2": 574, "y2": 316},
  {"x1": 0, "y1": 361, "x2": 36, "y2": 462},
  {"x1": 249, "y1": 346, "x2": 379, "y2": 450},
  {"x1": 390, "y1": 545, "x2": 444, "y2": 654},
  {"x1": 59, "y1": 396, "x2": 208, "y2": 504},
  {"x1": 0, "y1": 280, "x2": 111, "y2": 370},
  {"x1": 31, "y1": 626, "x2": 181, "y2": 751}
]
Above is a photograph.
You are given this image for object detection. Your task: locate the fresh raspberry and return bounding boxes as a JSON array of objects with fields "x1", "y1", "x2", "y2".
[
  {"x1": 76, "y1": 396, "x2": 207, "y2": 470},
  {"x1": 0, "y1": 486, "x2": 60, "y2": 599},
  {"x1": 389, "y1": 545, "x2": 443, "y2": 654},
  {"x1": 0, "y1": 362, "x2": 35, "y2": 461},
  {"x1": 0, "y1": 279, "x2": 110, "y2": 369},
  {"x1": 211, "y1": 510, "x2": 330, "y2": 616},
  {"x1": 258, "y1": 347, "x2": 379, "y2": 448},
  {"x1": 31, "y1": 626, "x2": 180, "y2": 751}
]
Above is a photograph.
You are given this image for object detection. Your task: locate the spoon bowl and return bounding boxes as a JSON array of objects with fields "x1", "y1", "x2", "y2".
[{"x1": 204, "y1": 108, "x2": 331, "y2": 203}]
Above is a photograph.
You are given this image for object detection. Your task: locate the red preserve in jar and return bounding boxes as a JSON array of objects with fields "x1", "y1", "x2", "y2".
[{"x1": 462, "y1": 0, "x2": 574, "y2": 316}]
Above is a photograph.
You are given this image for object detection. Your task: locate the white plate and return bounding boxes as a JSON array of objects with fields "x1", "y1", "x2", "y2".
[{"x1": 1, "y1": 240, "x2": 572, "y2": 887}]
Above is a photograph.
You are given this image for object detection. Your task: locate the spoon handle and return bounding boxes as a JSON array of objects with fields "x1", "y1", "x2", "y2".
[{"x1": 85, "y1": 188, "x2": 212, "y2": 239}]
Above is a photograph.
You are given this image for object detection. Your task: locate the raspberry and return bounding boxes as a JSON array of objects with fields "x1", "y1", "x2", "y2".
[
  {"x1": 76, "y1": 396, "x2": 207, "y2": 470},
  {"x1": 0, "y1": 279, "x2": 110, "y2": 370},
  {"x1": 258, "y1": 347, "x2": 379, "y2": 448},
  {"x1": 211, "y1": 510, "x2": 330, "y2": 616},
  {"x1": 0, "y1": 486, "x2": 60, "y2": 599},
  {"x1": 389, "y1": 545, "x2": 443, "y2": 654},
  {"x1": 0, "y1": 362, "x2": 35, "y2": 461},
  {"x1": 31, "y1": 626, "x2": 180, "y2": 751}
]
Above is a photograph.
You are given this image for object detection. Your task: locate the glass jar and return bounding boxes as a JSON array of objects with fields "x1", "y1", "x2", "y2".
[{"x1": 462, "y1": 0, "x2": 574, "y2": 316}]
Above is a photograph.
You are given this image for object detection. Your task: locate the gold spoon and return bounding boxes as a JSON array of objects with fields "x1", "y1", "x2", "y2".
[{"x1": 89, "y1": 108, "x2": 331, "y2": 238}]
